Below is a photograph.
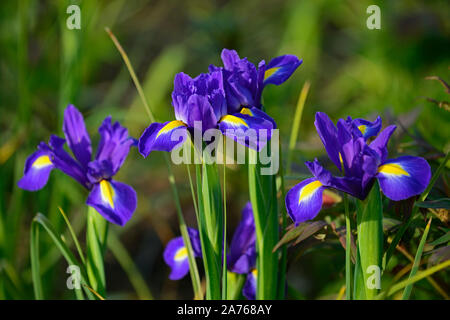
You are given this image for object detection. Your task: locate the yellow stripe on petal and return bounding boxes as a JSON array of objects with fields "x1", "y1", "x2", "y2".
[
  {"x1": 156, "y1": 120, "x2": 187, "y2": 139},
  {"x1": 358, "y1": 125, "x2": 367, "y2": 135},
  {"x1": 220, "y1": 115, "x2": 248, "y2": 128},
  {"x1": 377, "y1": 163, "x2": 410, "y2": 176},
  {"x1": 251, "y1": 269, "x2": 258, "y2": 278},
  {"x1": 298, "y1": 180, "x2": 323, "y2": 204},
  {"x1": 264, "y1": 67, "x2": 280, "y2": 80},
  {"x1": 240, "y1": 107, "x2": 253, "y2": 116},
  {"x1": 32, "y1": 155, "x2": 52, "y2": 169},
  {"x1": 174, "y1": 247, "x2": 188, "y2": 261},
  {"x1": 100, "y1": 180, "x2": 115, "y2": 208}
]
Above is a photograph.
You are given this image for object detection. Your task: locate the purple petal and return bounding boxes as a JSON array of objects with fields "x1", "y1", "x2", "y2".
[
  {"x1": 48, "y1": 135, "x2": 90, "y2": 189},
  {"x1": 219, "y1": 112, "x2": 273, "y2": 151},
  {"x1": 263, "y1": 55, "x2": 302, "y2": 86},
  {"x1": 353, "y1": 116, "x2": 382, "y2": 140},
  {"x1": 228, "y1": 202, "x2": 256, "y2": 274},
  {"x1": 242, "y1": 269, "x2": 257, "y2": 300},
  {"x1": 86, "y1": 179, "x2": 137, "y2": 226},
  {"x1": 369, "y1": 125, "x2": 397, "y2": 163},
  {"x1": 95, "y1": 117, "x2": 135, "y2": 174},
  {"x1": 163, "y1": 227, "x2": 201, "y2": 280},
  {"x1": 185, "y1": 94, "x2": 218, "y2": 131},
  {"x1": 62, "y1": 105, "x2": 92, "y2": 169},
  {"x1": 17, "y1": 149, "x2": 55, "y2": 191},
  {"x1": 377, "y1": 156, "x2": 431, "y2": 201},
  {"x1": 314, "y1": 112, "x2": 342, "y2": 171},
  {"x1": 285, "y1": 178, "x2": 325, "y2": 225},
  {"x1": 138, "y1": 121, "x2": 188, "y2": 157}
]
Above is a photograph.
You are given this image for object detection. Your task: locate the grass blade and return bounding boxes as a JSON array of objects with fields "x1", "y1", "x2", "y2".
[{"x1": 401, "y1": 218, "x2": 432, "y2": 299}]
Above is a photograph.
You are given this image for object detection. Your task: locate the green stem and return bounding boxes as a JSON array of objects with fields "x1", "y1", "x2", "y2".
[
  {"x1": 344, "y1": 194, "x2": 352, "y2": 300},
  {"x1": 222, "y1": 143, "x2": 228, "y2": 299},
  {"x1": 85, "y1": 207, "x2": 108, "y2": 297}
]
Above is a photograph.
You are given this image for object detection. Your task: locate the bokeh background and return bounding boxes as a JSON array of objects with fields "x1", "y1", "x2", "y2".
[{"x1": 0, "y1": 0, "x2": 449, "y2": 299}]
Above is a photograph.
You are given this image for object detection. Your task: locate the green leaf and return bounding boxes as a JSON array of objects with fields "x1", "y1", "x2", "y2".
[
  {"x1": 30, "y1": 213, "x2": 93, "y2": 300},
  {"x1": 273, "y1": 221, "x2": 327, "y2": 252},
  {"x1": 355, "y1": 181, "x2": 383, "y2": 299},
  {"x1": 428, "y1": 231, "x2": 450, "y2": 247},
  {"x1": 248, "y1": 148, "x2": 279, "y2": 299},
  {"x1": 415, "y1": 198, "x2": 450, "y2": 209},
  {"x1": 402, "y1": 218, "x2": 432, "y2": 299},
  {"x1": 85, "y1": 207, "x2": 108, "y2": 297}
]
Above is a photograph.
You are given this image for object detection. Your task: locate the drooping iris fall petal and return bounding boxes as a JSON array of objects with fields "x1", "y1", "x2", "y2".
[
  {"x1": 138, "y1": 121, "x2": 188, "y2": 157},
  {"x1": 285, "y1": 178, "x2": 326, "y2": 225},
  {"x1": 17, "y1": 149, "x2": 55, "y2": 191},
  {"x1": 86, "y1": 179, "x2": 137, "y2": 227},
  {"x1": 163, "y1": 228, "x2": 201, "y2": 280},
  {"x1": 376, "y1": 156, "x2": 431, "y2": 201}
]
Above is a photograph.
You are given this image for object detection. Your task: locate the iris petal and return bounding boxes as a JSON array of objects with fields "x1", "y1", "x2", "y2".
[
  {"x1": 263, "y1": 55, "x2": 302, "y2": 86},
  {"x1": 285, "y1": 178, "x2": 325, "y2": 225},
  {"x1": 314, "y1": 112, "x2": 342, "y2": 171},
  {"x1": 62, "y1": 105, "x2": 92, "y2": 169},
  {"x1": 163, "y1": 228, "x2": 201, "y2": 280},
  {"x1": 138, "y1": 121, "x2": 188, "y2": 157},
  {"x1": 242, "y1": 269, "x2": 257, "y2": 300},
  {"x1": 86, "y1": 179, "x2": 137, "y2": 226},
  {"x1": 96, "y1": 116, "x2": 136, "y2": 174},
  {"x1": 219, "y1": 112, "x2": 273, "y2": 151},
  {"x1": 376, "y1": 156, "x2": 431, "y2": 201},
  {"x1": 228, "y1": 202, "x2": 256, "y2": 274},
  {"x1": 17, "y1": 150, "x2": 55, "y2": 191}
]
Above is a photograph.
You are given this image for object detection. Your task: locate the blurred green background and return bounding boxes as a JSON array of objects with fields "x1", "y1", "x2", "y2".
[{"x1": 0, "y1": 0, "x2": 449, "y2": 299}]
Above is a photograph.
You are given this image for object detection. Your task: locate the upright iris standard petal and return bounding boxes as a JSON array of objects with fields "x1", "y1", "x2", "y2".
[
  {"x1": 62, "y1": 104, "x2": 92, "y2": 169},
  {"x1": 314, "y1": 112, "x2": 342, "y2": 171},
  {"x1": 17, "y1": 149, "x2": 55, "y2": 191},
  {"x1": 369, "y1": 125, "x2": 396, "y2": 163},
  {"x1": 228, "y1": 202, "x2": 256, "y2": 274},
  {"x1": 285, "y1": 178, "x2": 326, "y2": 225},
  {"x1": 376, "y1": 156, "x2": 431, "y2": 201},
  {"x1": 242, "y1": 269, "x2": 257, "y2": 300},
  {"x1": 218, "y1": 112, "x2": 273, "y2": 151},
  {"x1": 262, "y1": 55, "x2": 302, "y2": 86},
  {"x1": 86, "y1": 179, "x2": 137, "y2": 226},
  {"x1": 95, "y1": 117, "x2": 136, "y2": 174},
  {"x1": 163, "y1": 228, "x2": 201, "y2": 280},
  {"x1": 353, "y1": 117, "x2": 382, "y2": 140},
  {"x1": 138, "y1": 121, "x2": 188, "y2": 157},
  {"x1": 47, "y1": 135, "x2": 90, "y2": 189}
]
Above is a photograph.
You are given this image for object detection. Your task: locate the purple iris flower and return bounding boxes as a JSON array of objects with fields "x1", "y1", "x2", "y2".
[
  {"x1": 163, "y1": 202, "x2": 258, "y2": 299},
  {"x1": 138, "y1": 49, "x2": 301, "y2": 155},
  {"x1": 163, "y1": 228, "x2": 202, "y2": 280},
  {"x1": 18, "y1": 105, "x2": 137, "y2": 226},
  {"x1": 286, "y1": 112, "x2": 431, "y2": 225},
  {"x1": 209, "y1": 49, "x2": 303, "y2": 114}
]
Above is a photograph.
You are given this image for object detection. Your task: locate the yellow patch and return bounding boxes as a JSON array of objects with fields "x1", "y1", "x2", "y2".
[
  {"x1": 220, "y1": 115, "x2": 248, "y2": 128},
  {"x1": 174, "y1": 247, "x2": 188, "y2": 261},
  {"x1": 32, "y1": 155, "x2": 52, "y2": 169},
  {"x1": 339, "y1": 152, "x2": 344, "y2": 167},
  {"x1": 264, "y1": 67, "x2": 280, "y2": 80},
  {"x1": 299, "y1": 180, "x2": 323, "y2": 204},
  {"x1": 377, "y1": 163, "x2": 409, "y2": 176},
  {"x1": 156, "y1": 120, "x2": 187, "y2": 139},
  {"x1": 240, "y1": 108, "x2": 253, "y2": 116},
  {"x1": 100, "y1": 180, "x2": 115, "y2": 208},
  {"x1": 358, "y1": 125, "x2": 367, "y2": 135},
  {"x1": 251, "y1": 269, "x2": 258, "y2": 278}
]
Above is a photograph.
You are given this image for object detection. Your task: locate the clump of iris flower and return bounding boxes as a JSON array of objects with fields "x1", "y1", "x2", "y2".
[
  {"x1": 286, "y1": 112, "x2": 431, "y2": 225},
  {"x1": 138, "y1": 49, "x2": 302, "y2": 155},
  {"x1": 163, "y1": 202, "x2": 257, "y2": 299},
  {"x1": 18, "y1": 105, "x2": 137, "y2": 226}
]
